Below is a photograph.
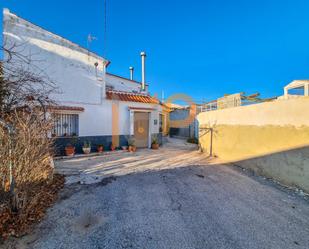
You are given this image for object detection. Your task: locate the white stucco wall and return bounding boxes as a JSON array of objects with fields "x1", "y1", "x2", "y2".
[
  {"x1": 78, "y1": 101, "x2": 162, "y2": 137},
  {"x1": 106, "y1": 73, "x2": 148, "y2": 93},
  {"x1": 3, "y1": 8, "x2": 107, "y2": 106},
  {"x1": 116, "y1": 100, "x2": 162, "y2": 135}
]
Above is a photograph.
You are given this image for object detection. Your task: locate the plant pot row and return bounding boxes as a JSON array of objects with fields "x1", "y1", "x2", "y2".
[
  {"x1": 65, "y1": 144, "x2": 104, "y2": 156},
  {"x1": 64, "y1": 143, "x2": 160, "y2": 156}
]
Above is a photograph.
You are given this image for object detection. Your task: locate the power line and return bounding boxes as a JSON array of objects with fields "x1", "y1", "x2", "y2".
[{"x1": 103, "y1": 0, "x2": 108, "y2": 57}]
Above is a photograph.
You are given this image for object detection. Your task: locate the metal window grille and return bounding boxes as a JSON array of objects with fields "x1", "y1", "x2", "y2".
[{"x1": 52, "y1": 114, "x2": 79, "y2": 137}]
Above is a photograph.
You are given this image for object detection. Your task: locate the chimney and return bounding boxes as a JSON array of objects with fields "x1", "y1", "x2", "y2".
[
  {"x1": 140, "y1": 51, "x2": 146, "y2": 91},
  {"x1": 129, "y1": 66, "x2": 134, "y2": 80}
]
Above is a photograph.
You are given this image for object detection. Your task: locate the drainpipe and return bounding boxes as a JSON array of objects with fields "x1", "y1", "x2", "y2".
[
  {"x1": 141, "y1": 52, "x2": 146, "y2": 91},
  {"x1": 129, "y1": 66, "x2": 134, "y2": 81}
]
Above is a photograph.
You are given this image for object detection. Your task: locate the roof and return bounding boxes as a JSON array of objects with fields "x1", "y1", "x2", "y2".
[
  {"x1": 106, "y1": 90, "x2": 159, "y2": 104},
  {"x1": 128, "y1": 107, "x2": 157, "y2": 111},
  {"x1": 164, "y1": 103, "x2": 186, "y2": 109},
  {"x1": 106, "y1": 72, "x2": 149, "y2": 86},
  {"x1": 3, "y1": 8, "x2": 109, "y2": 65},
  {"x1": 285, "y1": 80, "x2": 309, "y2": 90}
]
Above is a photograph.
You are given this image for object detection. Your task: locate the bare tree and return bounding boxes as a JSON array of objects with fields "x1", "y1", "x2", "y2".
[{"x1": 0, "y1": 42, "x2": 57, "y2": 211}]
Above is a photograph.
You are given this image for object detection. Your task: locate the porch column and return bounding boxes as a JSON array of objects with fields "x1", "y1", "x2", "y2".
[
  {"x1": 305, "y1": 83, "x2": 309, "y2": 96},
  {"x1": 129, "y1": 110, "x2": 134, "y2": 136},
  {"x1": 112, "y1": 101, "x2": 120, "y2": 147},
  {"x1": 284, "y1": 86, "x2": 288, "y2": 97}
]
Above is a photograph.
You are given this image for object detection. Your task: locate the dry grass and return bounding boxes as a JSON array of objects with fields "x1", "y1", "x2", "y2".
[{"x1": 0, "y1": 110, "x2": 54, "y2": 192}]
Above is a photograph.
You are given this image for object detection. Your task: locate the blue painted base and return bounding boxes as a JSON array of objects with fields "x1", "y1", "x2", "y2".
[{"x1": 53, "y1": 133, "x2": 163, "y2": 156}]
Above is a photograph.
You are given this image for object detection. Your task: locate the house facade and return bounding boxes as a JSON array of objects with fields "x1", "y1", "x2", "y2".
[{"x1": 3, "y1": 9, "x2": 164, "y2": 154}]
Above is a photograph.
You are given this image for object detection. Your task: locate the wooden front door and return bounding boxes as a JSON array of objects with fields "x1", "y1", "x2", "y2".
[{"x1": 134, "y1": 112, "x2": 149, "y2": 148}]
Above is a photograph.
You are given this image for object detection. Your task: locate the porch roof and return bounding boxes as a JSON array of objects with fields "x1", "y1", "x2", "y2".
[{"x1": 106, "y1": 90, "x2": 159, "y2": 104}]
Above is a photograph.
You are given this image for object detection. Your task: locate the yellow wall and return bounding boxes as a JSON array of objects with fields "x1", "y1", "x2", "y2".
[
  {"x1": 161, "y1": 105, "x2": 171, "y2": 136},
  {"x1": 197, "y1": 98, "x2": 309, "y2": 192}
]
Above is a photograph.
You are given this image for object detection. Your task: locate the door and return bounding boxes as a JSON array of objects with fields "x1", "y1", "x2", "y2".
[{"x1": 134, "y1": 112, "x2": 149, "y2": 148}]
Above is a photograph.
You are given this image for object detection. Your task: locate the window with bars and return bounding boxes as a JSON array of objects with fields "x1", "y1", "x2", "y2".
[{"x1": 52, "y1": 113, "x2": 79, "y2": 137}]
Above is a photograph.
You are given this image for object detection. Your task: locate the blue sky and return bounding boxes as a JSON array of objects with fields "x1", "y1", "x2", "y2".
[{"x1": 1, "y1": 0, "x2": 309, "y2": 103}]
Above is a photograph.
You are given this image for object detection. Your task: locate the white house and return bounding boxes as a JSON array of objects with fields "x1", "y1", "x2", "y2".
[
  {"x1": 3, "y1": 9, "x2": 164, "y2": 154},
  {"x1": 282, "y1": 80, "x2": 309, "y2": 99}
]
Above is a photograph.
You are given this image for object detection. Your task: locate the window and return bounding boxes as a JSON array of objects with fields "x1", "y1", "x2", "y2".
[
  {"x1": 52, "y1": 113, "x2": 79, "y2": 137},
  {"x1": 288, "y1": 86, "x2": 305, "y2": 96}
]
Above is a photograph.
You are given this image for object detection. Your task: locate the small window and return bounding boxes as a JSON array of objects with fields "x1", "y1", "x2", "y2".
[
  {"x1": 288, "y1": 86, "x2": 305, "y2": 96},
  {"x1": 52, "y1": 113, "x2": 79, "y2": 137}
]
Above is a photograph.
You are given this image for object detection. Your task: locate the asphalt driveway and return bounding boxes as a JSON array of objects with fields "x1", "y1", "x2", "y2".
[{"x1": 5, "y1": 139, "x2": 309, "y2": 249}]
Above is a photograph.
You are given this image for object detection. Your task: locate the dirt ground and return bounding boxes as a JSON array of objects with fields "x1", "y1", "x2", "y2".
[
  {"x1": 3, "y1": 138, "x2": 309, "y2": 249},
  {"x1": 54, "y1": 138, "x2": 203, "y2": 185}
]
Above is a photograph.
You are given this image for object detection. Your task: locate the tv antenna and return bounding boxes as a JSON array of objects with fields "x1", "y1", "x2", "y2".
[{"x1": 87, "y1": 34, "x2": 98, "y2": 51}]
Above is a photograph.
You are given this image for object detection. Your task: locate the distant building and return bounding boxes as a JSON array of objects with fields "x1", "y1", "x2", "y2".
[
  {"x1": 217, "y1": 93, "x2": 242, "y2": 109},
  {"x1": 197, "y1": 92, "x2": 276, "y2": 113},
  {"x1": 279, "y1": 80, "x2": 309, "y2": 99}
]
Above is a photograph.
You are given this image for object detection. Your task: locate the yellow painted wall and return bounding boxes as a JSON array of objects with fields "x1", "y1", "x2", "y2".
[
  {"x1": 162, "y1": 105, "x2": 171, "y2": 136},
  {"x1": 197, "y1": 98, "x2": 309, "y2": 192}
]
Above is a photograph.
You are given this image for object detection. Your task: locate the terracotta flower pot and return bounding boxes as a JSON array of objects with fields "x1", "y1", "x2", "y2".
[
  {"x1": 97, "y1": 145, "x2": 104, "y2": 152},
  {"x1": 65, "y1": 146, "x2": 75, "y2": 156},
  {"x1": 151, "y1": 143, "x2": 159, "y2": 149},
  {"x1": 82, "y1": 147, "x2": 91, "y2": 154},
  {"x1": 128, "y1": 145, "x2": 136, "y2": 152}
]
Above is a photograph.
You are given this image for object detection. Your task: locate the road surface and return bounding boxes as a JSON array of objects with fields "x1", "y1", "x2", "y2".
[{"x1": 5, "y1": 138, "x2": 309, "y2": 249}]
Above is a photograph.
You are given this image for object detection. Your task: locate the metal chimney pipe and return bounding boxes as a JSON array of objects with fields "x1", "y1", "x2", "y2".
[
  {"x1": 140, "y1": 52, "x2": 146, "y2": 91},
  {"x1": 129, "y1": 66, "x2": 134, "y2": 80}
]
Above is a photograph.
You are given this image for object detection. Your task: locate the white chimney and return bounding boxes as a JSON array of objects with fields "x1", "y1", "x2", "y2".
[
  {"x1": 129, "y1": 66, "x2": 134, "y2": 80},
  {"x1": 141, "y1": 52, "x2": 146, "y2": 91}
]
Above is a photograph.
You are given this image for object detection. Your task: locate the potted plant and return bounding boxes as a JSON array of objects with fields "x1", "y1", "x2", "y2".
[
  {"x1": 82, "y1": 141, "x2": 91, "y2": 154},
  {"x1": 128, "y1": 137, "x2": 136, "y2": 152},
  {"x1": 151, "y1": 135, "x2": 159, "y2": 149},
  {"x1": 110, "y1": 143, "x2": 116, "y2": 151},
  {"x1": 65, "y1": 135, "x2": 77, "y2": 156},
  {"x1": 97, "y1": 144, "x2": 104, "y2": 152},
  {"x1": 65, "y1": 144, "x2": 75, "y2": 156}
]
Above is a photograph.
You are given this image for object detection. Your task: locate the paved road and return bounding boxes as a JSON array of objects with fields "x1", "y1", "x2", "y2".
[{"x1": 5, "y1": 139, "x2": 309, "y2": 249}]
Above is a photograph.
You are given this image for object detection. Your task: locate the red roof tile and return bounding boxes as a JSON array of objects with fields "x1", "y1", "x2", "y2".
[{"x1": 106, "y1": 90, "x2": 159, "y2": 104}]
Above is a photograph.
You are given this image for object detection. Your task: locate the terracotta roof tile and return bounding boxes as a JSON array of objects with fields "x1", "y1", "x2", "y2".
[{"x1": 106, "y1": 90, "x2": 159, "y2": 104}]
